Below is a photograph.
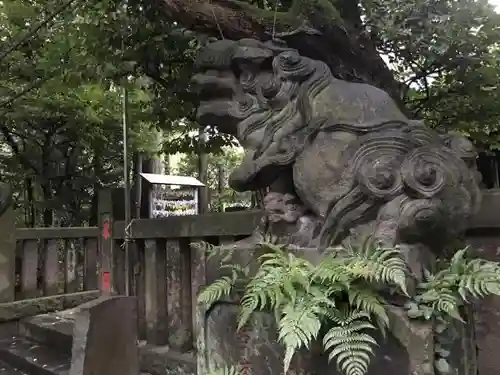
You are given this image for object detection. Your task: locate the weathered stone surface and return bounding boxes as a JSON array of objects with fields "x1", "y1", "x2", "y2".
[
  {"x1": 193, "y1": 38, "x2": 481, "y2": 260},
  {"x1": 199, "y1": 302, "x2": 428, "y2": 375},
  {"x1": 139, "y1": 343, "x2": 195, "y2": 375},
  {"x1": 442, "y1": 307, "x2": 477, "y2": 375},
  {"x1": 69, "y1": 296, "x2": 139, "y2": 375},
  {"x1": 385, "y1": 306, "x2": 433, "y2": 375},
  {"x1": 466, "y1": 235, "x2": 500, "y2": 375},
  {"x1": 0, "y1": 291, "x2": 100, "y2": 323},
  {"x1": 191, "y1": 38, "x2": 483, "y2": 375}
]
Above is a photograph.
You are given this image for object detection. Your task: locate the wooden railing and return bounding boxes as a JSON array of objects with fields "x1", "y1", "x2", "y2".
[
  {"x1": 107, "y1": 190, "x2": 500, "y2": 350},
  {"x1": 15, "y1": 227, "x2": 99, "y2": 300},
  {"x1": 6, "y1": 188, "x2": 500, "y2": 351},
  {"x1": 110, "y1": 211, "x2": 262, "y2": 348}
]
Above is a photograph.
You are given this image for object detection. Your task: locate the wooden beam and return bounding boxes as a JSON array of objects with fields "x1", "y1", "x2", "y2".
[
  {"x1": 16, "y1": 227, "x2": 98, "y2": 240},
  {"x1": 113, "y1": 210, "x2": 263, "y2": 239},
  {"x1": 113, "y1": 189, "x2": 500, "y2": 241},
  {"x1": 0, "y1": 291, "x2": 101, "y2": 322}
]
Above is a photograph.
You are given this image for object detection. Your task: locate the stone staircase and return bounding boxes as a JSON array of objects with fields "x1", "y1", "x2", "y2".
[
  {"x1": 0, "y1": 301, "x2": 196, "y2": 375},
  {"x1": 0, "y1": 311, "x2": 76, "y2": 375}
]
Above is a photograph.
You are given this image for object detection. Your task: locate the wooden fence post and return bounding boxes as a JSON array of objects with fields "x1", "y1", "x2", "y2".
[
  {"x1": 98, "y1": 190, "x2": 114, "y2": 295},
  {"x1": 0, "y1": 206, "x2": 16, "y2": 302}
]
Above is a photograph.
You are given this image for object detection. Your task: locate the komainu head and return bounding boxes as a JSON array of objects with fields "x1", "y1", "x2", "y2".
[{"x1": 192, "y1": 38, "x2": 482, "y2": 258}]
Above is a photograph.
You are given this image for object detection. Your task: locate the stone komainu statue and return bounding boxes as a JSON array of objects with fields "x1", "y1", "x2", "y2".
[
  {"x1": 192, "y1": 38, "x2": 482, "y2": 375},
  {"x1": 193, "y1": 38, "x2": 481, "y2": 269}
]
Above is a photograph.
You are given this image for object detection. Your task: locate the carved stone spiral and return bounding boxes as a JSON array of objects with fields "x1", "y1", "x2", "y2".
[
  {"x1": 405, "y1": 123, "x2": 441, "y2": 145},
  {"x1": 258, "y1": 76, "x2": 281, "y2": 99},
  {"x1": 192, "y1": 38, "x2": 482, "y2": 255},
  {"x1": 240, "y1": 70, "x2": 258, "y2": 92},
  {"x1": 340, "y1": 132, "x2": 416, "y2": 199},
  {"x1": 401, "y1": 146, "x2": 461, "y2": 198},
  {"x1": 273, "y1": 51, "x2": 314, "y2": 79},
  {"x1": 357, "y1": 157, "x2": 403, "y2": 199},
  {"x1": 398, "y1": 198, "x2": 444, "y2": 241},
  {"x1": 229, "y1": 94, "x2": 260, "y2": 119}
]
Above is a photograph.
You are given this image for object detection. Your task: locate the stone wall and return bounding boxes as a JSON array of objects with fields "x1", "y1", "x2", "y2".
[
  {"x1": 467, "y1": 235, "x2": 500, "y2": 375},
  {"x1": 465, "y1": 189, "x2": 500, "y2": 375}
]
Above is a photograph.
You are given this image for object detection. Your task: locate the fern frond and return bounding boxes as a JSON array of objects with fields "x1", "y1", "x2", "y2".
[
  {"x1": 416, "y1": 287, "x2": 463, "y2": 321},
  {"x1": 198, "y1": 272, "x2": 238, "y2": 307},
  {"x1": 457, "y1": 258, "x2": 500, "y2": 299},
  {"x1": 238, "y1": 262, "x2": 287, "y2": 329},
  {"x1": 350, "y1": 244, "x2": 408, "y2": 294},
  {"x1": 313, "y1": 253, "x2": 350, "y2": 284},
  {"x1": 278, "y1": 297, "x2": 322, "y2": 373},
  {"x1": 238, "y1": 268, "x2": 285, "y2": 329},
  {"x1": 191, "y1": 240, "x2": 240, "y2": 264},
  {"x1": 314, "y1": 243, "x2": 408, "y2": 294},
  {"x1": 238, "y1": 242, "x2": 314, "y2": 330},
  {"x1": 347, "y1": 284, "x2": 389, "y2": 334},
  {"x1": 416, "y1": 247, "x2": 500, "y2": 321},
  {"x1": 324, "y1": 308, "x2": 377, "y2": 375},
  {"x1": 191, "y1": 241, "x2": 217, "y2": 257}
]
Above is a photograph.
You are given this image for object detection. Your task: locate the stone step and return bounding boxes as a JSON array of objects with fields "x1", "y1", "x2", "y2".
[
  {"x1": 19, "y1": 315, "x2": 73, "y2": 357},
  {"x1": 15, "y1": 308, "x2": 196, "y2": 375},
  {"x1": 0, "y1": 337, "x2": 70, "y2": 375},
  {"x1": 138, "y1": 343, "x2": 196, "y2": 375}
]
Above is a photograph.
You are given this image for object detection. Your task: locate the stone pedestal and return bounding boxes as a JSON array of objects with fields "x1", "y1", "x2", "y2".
[
  {"x1": 194, "y1": 242, "x2": 477, "y2": 375},
  {"x1": 69, "y1": 296, "x2": 139, "y2": 375}
]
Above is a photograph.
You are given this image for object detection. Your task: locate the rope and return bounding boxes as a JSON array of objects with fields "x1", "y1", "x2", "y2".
[
  {"x1": 209, "y1": 0, "x2": 224, "y2": 39},
  {"x1": 120, "y1": 219, "x2": 136, "y2": 247},
  {"x1": 272, "y1": 0, "x2": 279, "y2": 40}
]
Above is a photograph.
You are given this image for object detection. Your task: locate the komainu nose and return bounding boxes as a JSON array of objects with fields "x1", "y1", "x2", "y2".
[{"x1": 191, "y1": 71, "x2": 236, "y2": 100}]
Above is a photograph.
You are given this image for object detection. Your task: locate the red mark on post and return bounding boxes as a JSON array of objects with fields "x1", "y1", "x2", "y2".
[
  {"x1": 102, "y1": 272, "x2": 111, "y2": 293},
  {"x1": 102, "y1": 220, "x2": 111, "y2": 240}
]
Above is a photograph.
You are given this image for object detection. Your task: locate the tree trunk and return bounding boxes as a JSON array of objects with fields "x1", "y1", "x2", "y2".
[
  {"x1": 151, "y1": 0, "x2": 402, "y2": 103},
  {"x1": 41, "y1": 184, "x2": 53, "y2": 227},
  {"x1": 25, "y1": 177, "x2": 36, "y2": 227}
]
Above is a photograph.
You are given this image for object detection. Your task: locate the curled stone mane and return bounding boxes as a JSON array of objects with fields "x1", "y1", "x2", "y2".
[
  {"x1": 192, "y1": 37, "x2": 482, "y2": 259},
  {"x1": 191, "y1": 37, "x2": 484, "y2": 375}
]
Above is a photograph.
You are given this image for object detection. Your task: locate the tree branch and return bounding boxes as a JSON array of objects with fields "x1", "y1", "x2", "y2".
[
  {"x1": 151, "y1": 0, "x2": 402, "y2": 101},
  {"x1": 0, "y1": 125, "x2": 41, "y2": 175}
]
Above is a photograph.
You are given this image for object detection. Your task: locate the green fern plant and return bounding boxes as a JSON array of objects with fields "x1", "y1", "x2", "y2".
[
  {"x1": 199, "y1": 240, "x2": 500, "y2": 375},
  {"x1": 198, "y1": 240, "x2": 409, "y2": 375},
  {"x1": 196, "y1": 240, "x2": 250, "y2": 306},
  {"x1": 403, "y1": 246, "x2": 500, "y2": 375},
  {"x1": 408, "y1": 246, "x2": 500, "y2": 322}
]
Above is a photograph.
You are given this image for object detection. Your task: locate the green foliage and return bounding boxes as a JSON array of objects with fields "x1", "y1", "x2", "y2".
[
  {"x1": 199, "y1": 241, "x2": 500, "y2": 375},
  {"x1": 0, "y1": 0, "x2": 205, "y2": 225},
  {"x1": 176, "y1": 148, "x2": 252, "y2": 211},
  {"x1": 198, "y1": 240, "x2": 409, "y2": 375},
  {"x1": 407, "y1": 246, "x2": 500, "y2": 322},
  {"x1": 323, "y1": 309, "x2": 377, "y2": 375},
  {"x1": 362, "y1": 0, "x2": 500, "y2": 151},
  {"x1": 402, "y1": 246, "x2": 500, "y2": 375}
]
